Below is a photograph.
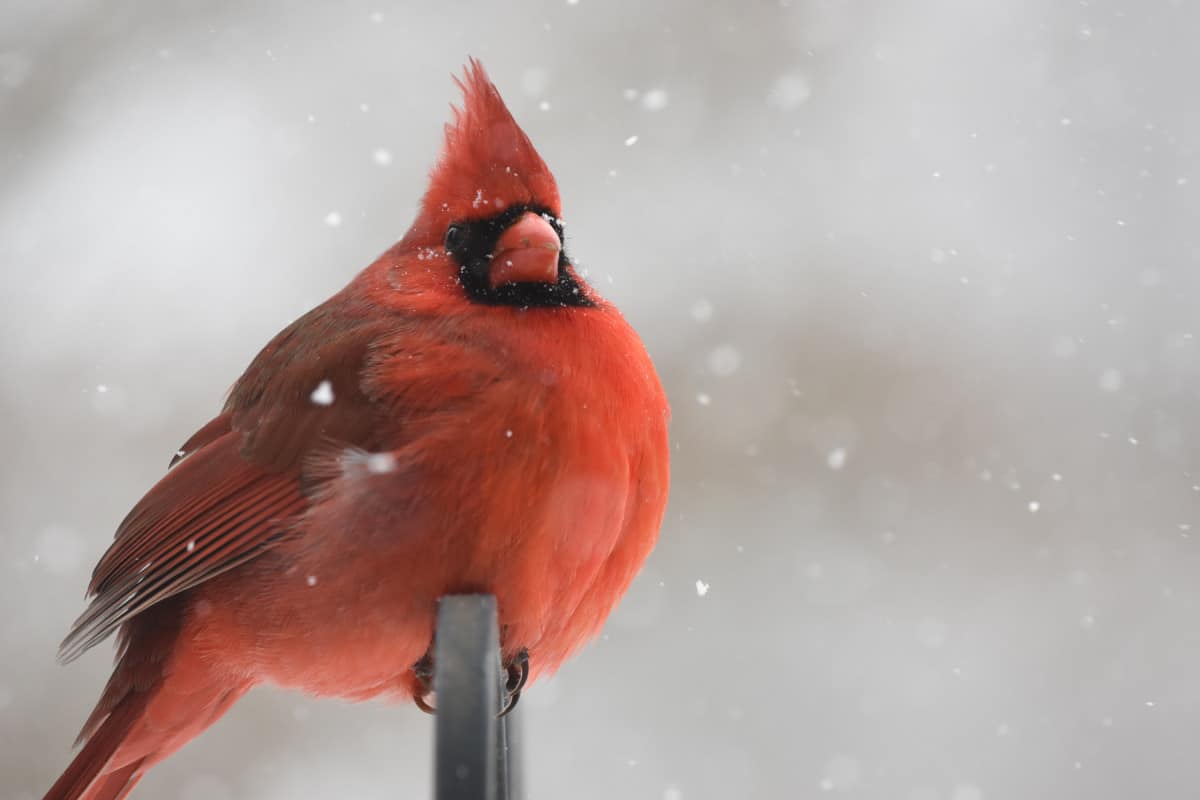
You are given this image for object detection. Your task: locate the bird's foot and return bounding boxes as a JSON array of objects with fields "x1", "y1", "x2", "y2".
[
  {"x1": 499, "y1": 648, "x2": 529, "y2": 718},
  {"x1": 411, "y1": 647, "x2": 528, "y2": 716},
  {"x1": 412, "y1": 653, "x2": 436, "y2": 714}
]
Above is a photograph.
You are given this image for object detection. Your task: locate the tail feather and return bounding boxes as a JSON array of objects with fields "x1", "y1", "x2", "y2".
[
  {"x1": 45, "y1": 600, "x2": 250, "y2": 800},
  {"x1": 45, "y1": 674, "x2": 250, "y2": 800},
  {"x1": 68, "y1": 762, "x2": 143, "y2": 800},
  {"x1": 44, "y1": 692, "x2": 149, "y2": 800}
]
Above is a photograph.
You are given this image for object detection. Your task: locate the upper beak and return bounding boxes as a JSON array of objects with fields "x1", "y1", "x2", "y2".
[{"x1": 489, "y1": 212, "x2": 562, "y2": 289}]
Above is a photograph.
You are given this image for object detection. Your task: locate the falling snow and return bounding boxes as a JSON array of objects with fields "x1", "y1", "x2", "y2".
[
  {"x1": 641, "y1": 88, "x2": 669, "y2": 111},
  {"x1": 310, "y1": 380, "x2": 335, "y2": 406},
  {"x1": 767, "y1": 73, "x2": 812, "y2": 109},
  {"x1": 695, "y1": 579, "x2": 710, "y2": 597},
  {"x1": 1099, "y1": 368, "x2": 1123, "y2": 392},
  {"x1": 689, "y1": 299, "x2": 713, "y2": 322},
  {"x1": 706, "y1": 345, "x2": 742, "y2": 377},
  {"x1": 365, "y1": 452, "x2": 396, "y2": 474},
  {"x1": 820, "y1": 755, "x2": 862, "y2": 791},
  {"x1": 1052, "y1": 336, "x2": 1077, "y2": 358}
]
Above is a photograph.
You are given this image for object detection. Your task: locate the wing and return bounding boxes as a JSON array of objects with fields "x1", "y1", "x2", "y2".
[{"x1": 59, "y1": 304, "x2": 395, "y2": 662}]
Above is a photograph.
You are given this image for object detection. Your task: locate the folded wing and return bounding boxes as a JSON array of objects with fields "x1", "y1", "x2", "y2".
[{"x1": 59, "y1": 306, "x2": 394, "y2": 662}]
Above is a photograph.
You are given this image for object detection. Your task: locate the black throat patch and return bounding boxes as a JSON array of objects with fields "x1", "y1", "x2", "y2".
[{"x1": 443, "y1": 204, "x2": 595, "y2": 308}]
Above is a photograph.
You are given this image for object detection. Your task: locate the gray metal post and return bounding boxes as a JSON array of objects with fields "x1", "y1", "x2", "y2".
[{"x1": 433, "y1": 594, "x2": 521, "y2": 800}]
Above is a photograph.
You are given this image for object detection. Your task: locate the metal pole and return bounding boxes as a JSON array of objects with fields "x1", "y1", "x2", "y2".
[
  {"x1": 433, "y1": 594, "x2": 512, "y2": 800},
  {"x1": 500, "y1": 701, "x2": 522, "y2": 800}
]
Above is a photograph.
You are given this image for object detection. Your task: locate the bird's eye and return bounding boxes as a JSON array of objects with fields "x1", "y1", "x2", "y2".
[{"x1": 444, "y1": 224, "x2": 466, "y2": 252}]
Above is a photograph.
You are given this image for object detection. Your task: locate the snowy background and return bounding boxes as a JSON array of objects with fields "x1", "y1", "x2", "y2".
[{"x1": 3, "y1": 1, "x2": 1200, "y2": 798}]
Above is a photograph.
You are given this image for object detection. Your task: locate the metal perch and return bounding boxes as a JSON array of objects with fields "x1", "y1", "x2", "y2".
[{"x1": 432, "y1": 594, "x2": 521, "y2": 800}]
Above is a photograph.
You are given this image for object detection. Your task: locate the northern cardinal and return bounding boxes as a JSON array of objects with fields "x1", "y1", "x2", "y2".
[{"x1": 45, "y1": 60, "x2": 670, "y2": 800}]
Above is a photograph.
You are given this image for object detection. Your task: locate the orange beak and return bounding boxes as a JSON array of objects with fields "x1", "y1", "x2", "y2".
[{"x1": 489, "y1": 212, "x2": 562, "y2": 289}]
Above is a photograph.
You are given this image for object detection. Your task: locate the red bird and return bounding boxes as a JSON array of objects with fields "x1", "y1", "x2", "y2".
[{"x1": 46, "y1": 60, "x2": 670, "y2": 800}]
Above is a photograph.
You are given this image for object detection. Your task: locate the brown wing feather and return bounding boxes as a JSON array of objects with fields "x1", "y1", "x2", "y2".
[
  {"x1": 168, "y1": 413, "x2": 233, "y2": 468},
  {"x1": 58, "y1": 432, "x2": 307, "y2": 662},
  {"x1": 225, "y1": 303, "x2": 390, "y2": 472},
  {"x1": 59, "y1": 303, "x2": 395, "y2": 663}
]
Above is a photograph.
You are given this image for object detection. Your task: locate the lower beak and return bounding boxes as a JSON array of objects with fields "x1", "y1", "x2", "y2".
[{"x1": 489, "y1": 212, "x2": 562, "y2": 289}]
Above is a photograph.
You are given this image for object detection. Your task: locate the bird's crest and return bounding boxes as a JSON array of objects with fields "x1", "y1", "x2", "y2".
[{"x1": 422, "y1": 59, "x2": 561, "y2": 223}]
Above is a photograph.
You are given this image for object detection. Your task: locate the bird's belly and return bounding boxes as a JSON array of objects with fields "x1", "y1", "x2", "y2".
[
  {"x1": 189, "y1": 473, "x2": 633, "y2": 699},
  {"x1": 190, "y1": 551, "x2": 438, "y2": 700},
  {"x1": 188, "y1": 381, "x2": 648, "y2": 698}
]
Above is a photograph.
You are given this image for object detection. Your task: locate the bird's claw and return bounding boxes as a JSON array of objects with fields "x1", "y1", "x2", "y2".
[
  {"x1": 498, "y1": 648, "x2": 529, "y2": 718},
  {"x1": 412, "y1": 653, "x2": 436, "y2": 714},
  {"x1": 414, "y1": 692, "x2": 437, "y2": 714},
  {"x1": 411, "y1": 648, "x2": 528, "y2": 717}
]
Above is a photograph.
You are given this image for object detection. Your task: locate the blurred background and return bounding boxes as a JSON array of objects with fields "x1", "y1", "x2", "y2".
[{"x1": 3, "y1": 0, "x2": 1199, "y2": 798}]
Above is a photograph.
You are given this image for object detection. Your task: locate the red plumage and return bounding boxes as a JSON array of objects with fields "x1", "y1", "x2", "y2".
[{"x1": 45, "y1": 59, "x2": 670, "y2": 799}]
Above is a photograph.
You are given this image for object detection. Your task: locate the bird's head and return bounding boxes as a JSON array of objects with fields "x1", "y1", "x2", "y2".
[{"x1": 389, "y1": 59, "x2": 592, "y2": 310}]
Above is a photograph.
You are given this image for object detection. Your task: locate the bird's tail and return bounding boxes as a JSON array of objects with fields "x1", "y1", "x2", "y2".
[
  {"x1": 43, "y1": 686, "x2": 151, "y2": 800},
  {"x1": 44, "y1": 666, "x2": 249, "y2": 800},
  {"x1": 45, "y1": 605, "x2": 251, "y2": 800}
]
